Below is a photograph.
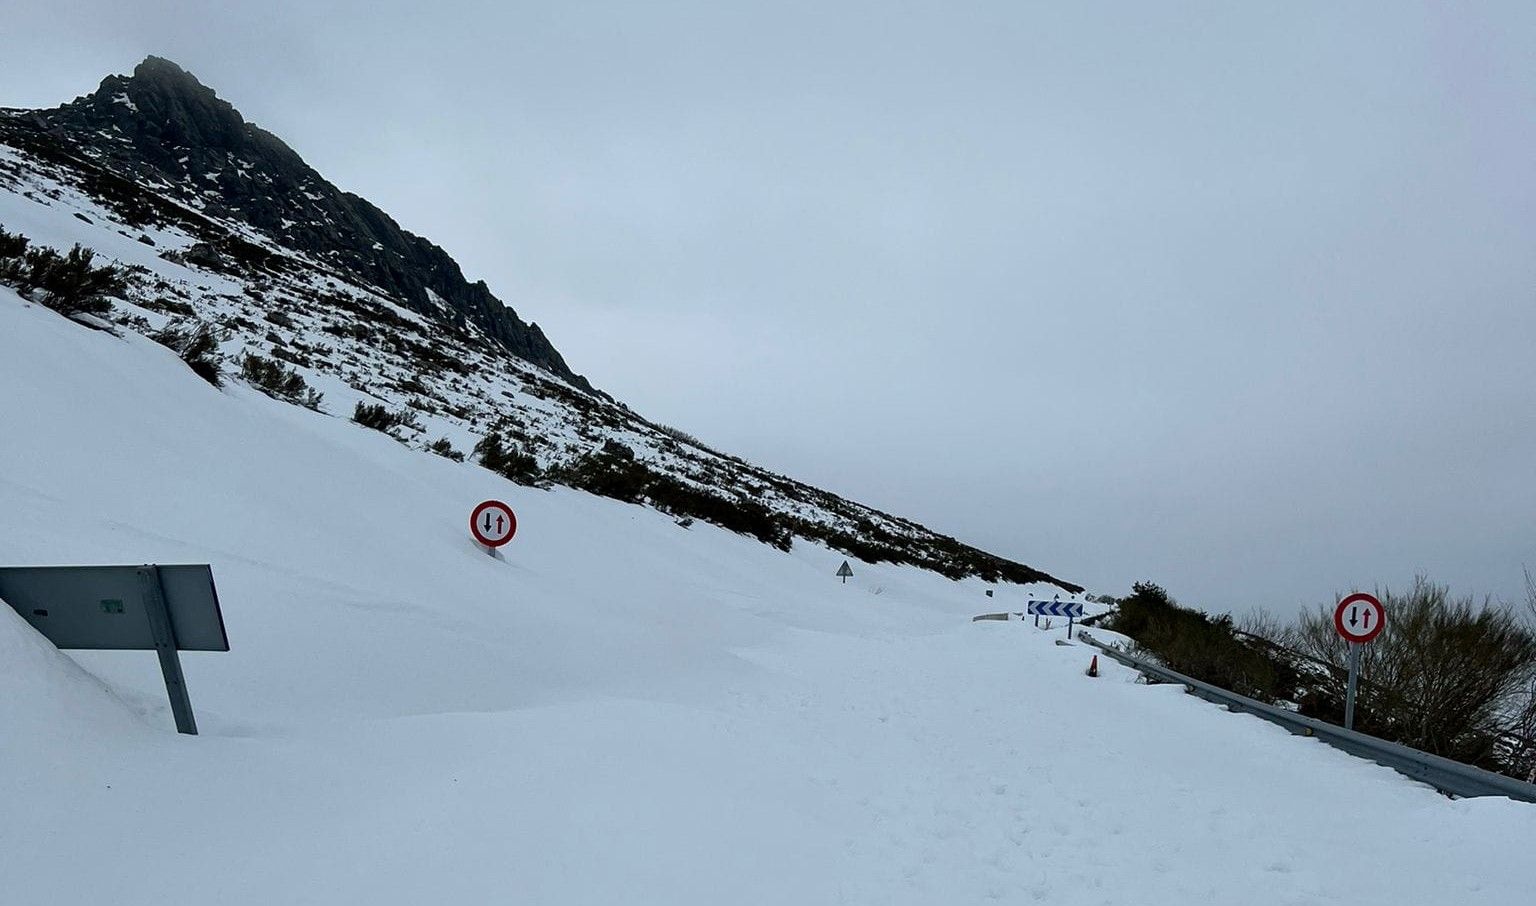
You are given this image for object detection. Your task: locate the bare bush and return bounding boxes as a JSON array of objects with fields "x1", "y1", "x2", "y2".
[
  {"x1": 1506, "y1": 569, "x2": 1536, "y2": 780},
  {"x1": 1237, "y1": 608, "x2": 1300, "y2": 650},
  {"x1": 1294, "y1": 576, "x2": 1536, "y2": 767}
]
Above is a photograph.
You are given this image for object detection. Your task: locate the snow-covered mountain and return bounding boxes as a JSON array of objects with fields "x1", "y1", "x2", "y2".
[{"x1": 0, "y1": 56, "x2": 1077, "y2": 592}]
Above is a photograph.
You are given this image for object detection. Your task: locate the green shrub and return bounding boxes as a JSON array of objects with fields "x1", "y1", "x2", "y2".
[
  {"x1": 28, "y1": 245, "x2": 124, "y2": 316},
  {"x1": 547, "y1": 440, "x2": 649, "y2": 502},
  {"x1": 546, "y1": 440, "x2": 792, "y2": 550},
  {"x1": 0, "y1": 226, "x2": 28, "y2": 259},
  {"x1": 1109, "y1": 582, "x2": 1296, "y2": 701},
  {"x1": 427, "y1": 437, "x2": 465, "y2": 462},
  {"x1": 0, "y1": 234, "x2": 126, "y2": 318},
  {"x1": 473, "y1": 431, "x2": 542, "y2": 484},
  {"x1": 152, "y1": 321, "x2": 224, "y2": 386},
  {"x1": 240, "y1": 353, "x2": 324, "y2": 410},
  {"x1": 644, "y1": 475, "x2": 792, "y2": 550},
  {"x1": 351, "y1": 401, "x2": 421, "y2": 434}
]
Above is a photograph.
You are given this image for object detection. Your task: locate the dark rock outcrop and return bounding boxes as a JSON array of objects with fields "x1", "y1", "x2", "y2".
[{"x1": 23, "y1": 56, "x2": 592, "y2": 391}]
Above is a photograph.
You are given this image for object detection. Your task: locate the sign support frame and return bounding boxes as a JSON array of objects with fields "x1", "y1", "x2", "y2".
[
  {"x1": 1026, "y1": 597, "x2": 1083, "y2": 638},
  {"x1": 2, "y1": 563, "x2": 225, "y2": 737},
  {"x1": 137, "y1": 565, "x2": 198, "y2": 735},
  {"x1": 1334, "y1": 592, "x2": 1385, "y2": 733},
  {"x1": 1344, "y1": 641, "x2": 1361, "y2": 731}
]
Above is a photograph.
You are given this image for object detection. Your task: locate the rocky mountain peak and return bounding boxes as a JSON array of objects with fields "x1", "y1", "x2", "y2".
[
  {"x1": 13, "y1": 57, "x2": 594, "y2": 392},
  {"x1": 132, "y1": 54, "x2": 202, "y2": 86},
  {"x1": 47, "y1": 56, "x2": 302, "y2": 181}
]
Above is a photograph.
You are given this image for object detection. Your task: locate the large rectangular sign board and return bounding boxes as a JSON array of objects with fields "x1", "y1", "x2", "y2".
[
  {"x1": 0, "y1": 564, "x2": 227, "y2": 734},
  {"x1": 0, "y1": 564, "x2": 228, "y2": 651}
]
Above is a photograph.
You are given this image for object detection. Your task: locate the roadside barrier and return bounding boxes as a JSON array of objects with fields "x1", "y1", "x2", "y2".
[{"x1": 1074, "y1": 629, "x2": 1536, "y2": 804}]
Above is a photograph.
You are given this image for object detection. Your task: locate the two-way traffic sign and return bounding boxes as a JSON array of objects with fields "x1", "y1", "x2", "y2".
[
  {"x1": 470, "y1": 500, "x2": 517, "y2": 549},
  {"x1": 1334, "y1": 592, "x2": 1387, "y2": 731},
  {"x1": 1334, "y1": 592, "x2": 1385, "y2": 644}
]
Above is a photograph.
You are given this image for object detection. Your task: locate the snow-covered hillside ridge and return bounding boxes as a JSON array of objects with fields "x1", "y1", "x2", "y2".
[
  {"x1": 0, "y1": 56, "x2": 1076, "y2": 592},
  {"x1": 3, "y1": 283, "x2": 1533, "y2": 905}
]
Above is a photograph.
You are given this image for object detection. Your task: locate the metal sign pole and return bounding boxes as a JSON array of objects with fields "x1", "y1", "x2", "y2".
[
  {"x1": 136, "y1": 566, "x2": 198, "y2": 735},
  {"x1": 1344, "y1": 641, "x2": 1360, "y2": 732}
]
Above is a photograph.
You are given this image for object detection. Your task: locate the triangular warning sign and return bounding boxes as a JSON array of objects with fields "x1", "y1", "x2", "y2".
[{"x1": 836, "y1": 560, "x2": 854, "y2": 579}]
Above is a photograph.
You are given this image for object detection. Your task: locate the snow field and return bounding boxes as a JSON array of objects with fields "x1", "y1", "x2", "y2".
[{"x1": 2, "y1": 287, "x2": 1534, "y2": 904}]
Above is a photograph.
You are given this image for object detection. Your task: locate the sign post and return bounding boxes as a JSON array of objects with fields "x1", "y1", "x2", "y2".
[
  {"x1": 1334, "y1": 592, "x2": 1386, "y2": 731},
  {"x1": 470, "y1": 500, "x2": 517, "y2": 556},
  {"x1": 836, "y1": 560, "x2": 854, "y2": 584},
  {"x1": 1027, "y1": 598, "x2": 1084, "y2": 638}
]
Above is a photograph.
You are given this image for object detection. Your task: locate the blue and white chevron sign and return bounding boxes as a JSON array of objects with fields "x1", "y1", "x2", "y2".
[{"x1": 1027, "y1": 600, "x2": 1084, "y2": 618}]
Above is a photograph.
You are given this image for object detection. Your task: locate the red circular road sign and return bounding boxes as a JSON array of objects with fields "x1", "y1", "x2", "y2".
[
  {"x1": 1334, "y1": 592, "x2": 1386, "y2": 644},
  {"x1": 469, "y1": 500, "x2": 517, "y2": 548}
]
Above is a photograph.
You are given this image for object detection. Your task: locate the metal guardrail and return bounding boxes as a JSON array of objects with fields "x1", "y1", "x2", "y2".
[{"x1": 1076, "y1": 630, "x2": 1536, "y2": 804}]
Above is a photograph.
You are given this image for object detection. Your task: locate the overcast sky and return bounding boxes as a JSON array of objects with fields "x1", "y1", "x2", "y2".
[{"x1": 5, "y1": 1, "x2": 1534, "y2": 615}]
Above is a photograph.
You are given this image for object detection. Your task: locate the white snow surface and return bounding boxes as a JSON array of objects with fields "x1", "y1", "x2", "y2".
[{"x1": 2, "y1": 289, "x2": 1534, "y2": 904}]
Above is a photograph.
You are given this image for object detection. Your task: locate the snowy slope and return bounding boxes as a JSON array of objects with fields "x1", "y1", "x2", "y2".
[
  {"x1": 3, "y1": 287, "x2": 1533, "y2": 905},
  {"x1": 0, "y1": 109, "x2": 1078, "y2": 591}
]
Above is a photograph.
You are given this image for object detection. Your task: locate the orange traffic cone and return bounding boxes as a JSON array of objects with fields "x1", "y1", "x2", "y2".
[{"x1": 1086, "y1": 655, "x2": 1099, "y2": 678}]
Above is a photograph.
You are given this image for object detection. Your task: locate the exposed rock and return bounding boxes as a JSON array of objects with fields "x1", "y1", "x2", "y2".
[
  {"x1": 182, "y1": 242, "x2": 224, "y2": 269},
  {"x1": 23, "y1": 56, "x2": 594, "y2": 392}
]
